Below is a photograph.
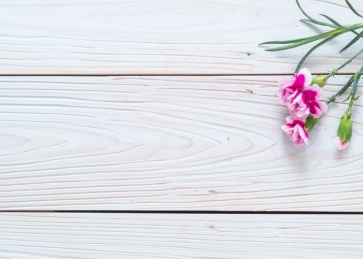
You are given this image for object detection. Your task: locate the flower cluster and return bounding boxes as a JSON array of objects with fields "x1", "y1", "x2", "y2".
[
  {"x1": 280, "y1": 68, "x2": 327, "y2": 148},
  {"x1": 261, "y1": 0, "x2": 362, "y2": 150}
]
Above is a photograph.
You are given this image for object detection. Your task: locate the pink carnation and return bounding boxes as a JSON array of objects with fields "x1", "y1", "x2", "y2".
[
  {"x1": 279, "y1": 68, "x2": 327, "y2": 119},
  {"x1": 287, "y1": 85, "x2": 328, "y2": 119},
  {"x1": 279, "y1": 68, "x2": 312, "y2": 105},
  {"x1": 281, "y1": 116, "x2": 309, "y2": 148},
  {"x1": 334, "y1": 136, "x2": 349, "y2": 150}
]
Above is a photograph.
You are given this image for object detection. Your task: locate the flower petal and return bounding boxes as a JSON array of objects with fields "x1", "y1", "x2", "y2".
[
  {"x1": 335, "y1": 136, "x2": 349, "y2": 150},
  {"x1": 297, "y1": 68, "x2": 312, "y2": 87},
  {"x1": 305, "y1": 84, "x2": 323, "y2": 99}
]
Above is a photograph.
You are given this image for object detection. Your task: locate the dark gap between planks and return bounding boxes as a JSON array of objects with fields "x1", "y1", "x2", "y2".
[
  {"x1": 0, "y1": 210, "x2": 362, "y2": 215},
  {"x1": 0, "y1": 73, "x2": 356, "y2": 77}
]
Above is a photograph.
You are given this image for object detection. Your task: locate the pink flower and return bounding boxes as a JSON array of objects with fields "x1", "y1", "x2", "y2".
[
  {"x1": 334, "y1": 137, "x2": 349, "y2": 150},
  {"x1": 287, "y1": 85, "x2": 328, "y2": 119},
  {"x1": 279, "y1": 68, "x2": 312, "y2": 105},
  {"x1": 281, "y1": 116, "x2": 309, "y2": 148},
  {"x1": 279, "y1": 68, "x2": 328, "y2": 119}
]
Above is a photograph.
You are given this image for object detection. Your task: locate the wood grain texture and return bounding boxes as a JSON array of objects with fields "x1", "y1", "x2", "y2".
[
  {"x1": 0, "y1": 213, "x2": 362, "y2": 259},
  {"x1": 1, "y1": 0, "x2": 363, "y2": 75},
  {"x1": 1, "y1": 76, "x2": 363, "y2": 211}
]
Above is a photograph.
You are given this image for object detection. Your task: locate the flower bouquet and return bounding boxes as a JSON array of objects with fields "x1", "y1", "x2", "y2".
[{"x1": 260, "y1": 0, "x2": 362, "y2": 150}]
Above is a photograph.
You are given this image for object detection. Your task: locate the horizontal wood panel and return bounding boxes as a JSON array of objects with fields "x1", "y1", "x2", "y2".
[
  {"x1": 1, "y1": 76, "x2": 363, "y2": 211},
  {"x1": 0, "y1": 213, "x2": 362, "y2": 258},
  {"x1": 0, "y1": 0, "x2": 363, "y2": 75}
]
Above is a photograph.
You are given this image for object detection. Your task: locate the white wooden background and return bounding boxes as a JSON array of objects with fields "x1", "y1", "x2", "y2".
[{"x1": 1, "y1": 0, "x2": 363, "y2": 258}]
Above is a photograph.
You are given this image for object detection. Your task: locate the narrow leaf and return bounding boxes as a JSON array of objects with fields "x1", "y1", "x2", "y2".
[
  {"x1": 296, "y1": 0, "x2": 338, "y2": 28},
  {"x1": 340, "y1": 31, "x2": 363, "y2": 52},
  {"x1": 300, "y1": 18, "x2": 335, "y2": 28},
  {"x1": 320, "y1": 14, "x2": 343, "y2": 27},
  {"x1": 345, "y1": 0, "x2": 363, "y2": 18},
  {"x1": 295, "y1": 32, "x2": 345, "y2": 73},
  {"x1": 266, "y1": 28, "x2": 346, "y2": 51},
  {"x1": 259, "y1": 38, "x2": 310, "y2": 45},
  {"x1": 259, "y1": 29, "x2": 338, "y2": 45},
  {"x1": 320, "y1": 14, "x2": 359, "y2": 36}
]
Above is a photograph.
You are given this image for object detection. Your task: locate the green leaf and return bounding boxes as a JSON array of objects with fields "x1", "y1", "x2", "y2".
[
  {"x1": 320, "y1": 14, "x2": 360, "y2": 36},
  {"x1": 348, "y1": 23, "x2": 363, "y2": 30},
  {"x1": 259, "y1": 38, "x2": 310, "y2": 45},
  {"x1": 345, "y1": 0, "x2": 363, "y2": 18},
  {"x1": 296, "y1": 0, "x2": 338, "y2": 28},
  {"x1": 319, "y1": 14, "x2": 343, "y2": 27},
  {"x1": 295, "y1": 32, "x2": 345, "y2": 73},
  {"x1": 340, "y1": 31, "x2": 363, "y2": 52},
  {"x1": 300, "y1": 18, "x2": 335, "y2": 28},
  {"x1": 265, "y1": 28, "x2": 345, "y2": 51}
]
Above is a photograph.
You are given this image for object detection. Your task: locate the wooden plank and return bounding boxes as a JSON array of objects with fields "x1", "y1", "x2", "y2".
[
  {"x1": 0, "y1": 0, "x2": 363, "y2": 75},
  {"x1": 1, "y1": 76, "x2": 363, "y2": 211},
  {"x1": 0, "y1": 213, "x2": 362, "y2": 258}
]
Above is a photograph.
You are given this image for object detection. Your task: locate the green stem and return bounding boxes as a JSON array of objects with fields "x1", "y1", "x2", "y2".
[
  {"x1": 327, "y1": 75, "x2": 354, "y2": 104},
  {"x1": 305, "y1": 66, "x2": 363, "y2": 131},
  {"x1": 347, "y1": 99, "x2": 354, "y2": 116},
  {"x1": 346, "y1": 66, "x2": 363, "y2": 115},
  {"x1": 350, "y1": 66, "x2": 363, "y2": 94},
  {"x1": 328, "y1": 48, "x2": 363, "y2": 78}
]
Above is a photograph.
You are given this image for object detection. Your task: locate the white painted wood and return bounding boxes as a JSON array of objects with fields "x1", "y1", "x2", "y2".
[
  {"x1": 1, "y1": 76, "x2": 363, "y2": 211},
  {"x1": 0, "y1": 213, "x2": 362, "y2": 258},
  {"x1": 0, "y1": 0, "x2": 363, "y2": 75}
]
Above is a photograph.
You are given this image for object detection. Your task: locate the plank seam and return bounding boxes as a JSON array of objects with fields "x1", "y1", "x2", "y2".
[
  {"x1": 0, "y1": 73, "x2": 356, "y2": 77},
  {"x1": 0, "y1": 210, "x2": 363, "y2": 215}
]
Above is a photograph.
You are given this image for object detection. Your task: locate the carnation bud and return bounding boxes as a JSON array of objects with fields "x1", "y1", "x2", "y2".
[
  {"x1": 335, "y1": 112, "x2": 353, "y2": 150},
  {"x1": 311, "y1": 75, "x2": 328, "y2": 88}
]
